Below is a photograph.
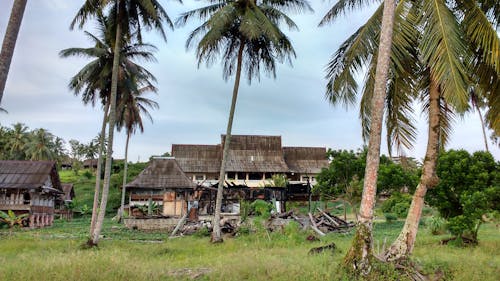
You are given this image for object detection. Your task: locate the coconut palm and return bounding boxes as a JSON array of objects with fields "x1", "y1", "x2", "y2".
[
  {"x1": 177, "y1": 0, "x2": 312, "y2": 243},
  {"x1": 320, "y1": 0, "x2": 499, "y2": 266},
  {"x1": 116, "y1": 81, "x2": 159, "y2": 221},
  {"x1": 7, "y1": 122, "x2": 29, "y2": 160},
  {"x1": 25, "y1": 128, "x2": 55, "y2": 161},
  {"x1": 68, "y1": 0, "x2": 169, "y2": 244},
  {"x1": 0, "y1": 0, "x2": 27, "y2": 106},
  {"x1": 320, "y1": 0, "x2": 397, "y2": 272}
]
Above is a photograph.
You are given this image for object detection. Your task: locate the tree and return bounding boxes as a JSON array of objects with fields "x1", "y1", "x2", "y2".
[
  {"x1": 0, "y1": 0, "x2": 27, "y2": 106},
  {"x1": 25, "y1": 128, "x2": 55, "y2": 160},
  {"x1": 116, "y1": 79, "x2": 159, "y2": 221},
  {"x1": 177, "y1": 0, "x2": 312, "y2": 243},
  {"x1": 70, "y1": 0, "x2": 175, "y2": 246},
  {"x1": 7, "y1": 122, "x2": 29, "y2": 160},
  {"x1": 321, "y1": 0, "x2": 397, "y2": 274},
  {"x1": 427, "y1": 150, "x2": 499, "y2": 244},
  {"x1": 320, "y1": 0, "x2": 499, "y2": 265}
]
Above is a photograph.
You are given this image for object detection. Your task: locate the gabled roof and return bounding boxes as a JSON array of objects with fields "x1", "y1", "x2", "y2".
[
  {"x1": 283, "y1": 147, "x2": 329, "y2": 174},
  {"x1": 171, "y1": 144, "x2": 221, "y2": 173},
  {"x1": 222, "y1": 135, "x2": 289, "y2": 173},
  {"x1": 0, "y1": 160, "x2": 62, "y2": 191},
  {"x1": 126, "y1": 158, "x2": 196, "y2": 189},
  {"x1": 61, "y1": 183, "x2": 75, "y2": 201}
]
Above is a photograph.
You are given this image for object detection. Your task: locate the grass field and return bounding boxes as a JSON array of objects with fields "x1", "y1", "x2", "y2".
[{"x1": 1, "y1": 217, "x2": 498, "y2": 281}]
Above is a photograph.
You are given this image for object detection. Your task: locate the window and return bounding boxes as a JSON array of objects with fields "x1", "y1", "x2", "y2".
[
  {"x1": 227, "y1": 172, "x2": 236, "y2": 180},
  {"x1": 195, "y1": 175, "x2": 204, "y2": 181},
  {"x1": 249, "y1": 173, "x2": 263, "y2": 180},
  {"x1": 237, "y1": 172, "x2": 246, "y2": 180}
]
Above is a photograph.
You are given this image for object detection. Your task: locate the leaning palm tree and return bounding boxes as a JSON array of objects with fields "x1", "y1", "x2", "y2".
[
  {"x1": 320, "y1": 0, "x2": 397, "y2": 273},
  {"x1": 0, "y1": 0, "x2": 27, "y2": 106},
  {"x1": 67, "y1": 1, "x2": 167, "y2": 244},
  {"x1": 177, "y1": 0, "x2": 312, "y2": 243},
  {"x1": 321, "y1": 0, "x2": 498, "y2": 267},
  {"x1": 116, "y1": 81, "x2": 159, "y2": 221}
]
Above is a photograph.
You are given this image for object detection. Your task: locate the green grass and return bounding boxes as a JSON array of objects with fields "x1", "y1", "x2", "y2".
[{"x1": 0, "y1": 217, "x2": 499, "y2": 281}]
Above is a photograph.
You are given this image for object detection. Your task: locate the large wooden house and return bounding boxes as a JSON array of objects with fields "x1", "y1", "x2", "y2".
[
  {"x1": 0, "y1": 161, "x2": 64, "y2": 228},
  {"x1": 172, "y1": 135, "x2": 329, "y2": 187}
]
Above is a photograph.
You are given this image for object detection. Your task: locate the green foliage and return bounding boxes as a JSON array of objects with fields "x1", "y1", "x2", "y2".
[
  {"x1": 381, "y1": 193, "x2": 412, "y2": 218},
  {"x1": 384, "y1": 213, "x2": 397, "y2": 223},
  {"x1": 377, "y1": 160, "x2": 419, "y2": 194},
  {"x1": 0, "y1": 210, "x2": 29, "y2": 228},
  {"x1": 82, "y1": 170, "x2": 92, "y2": 179},
  {"x1": 426, "y1": 216, "x2": 447, "y2": 235},
  {"x1": 250, "y1": 199, "x2": 274, "y2": 219},
  {"x1": 428, "y1": 150, "x2": 499, "y2": 244}
]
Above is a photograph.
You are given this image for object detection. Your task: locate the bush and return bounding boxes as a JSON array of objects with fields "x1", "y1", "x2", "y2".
[
  {"x1": 82, "y1": 170, "x2": 93, "y2": 179},
  {"x1": 381, "y1": 193, "x2": 412, "y2": 218},
  {"x1": 384, "y1": 213, "x2": 397, "y2": 223},
  {"x1": 426, "y1": 216, "x2": 446, "y2": 235},
  {"x1": 251, "y1": 199, "x2": 274, "y2": 219}
]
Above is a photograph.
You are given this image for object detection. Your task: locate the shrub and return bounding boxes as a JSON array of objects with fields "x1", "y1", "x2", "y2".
[
  {"x1": 82, "y1": 170, "x2": 93, "y2": 179},
  {"x1": 251, "y1": 199, "x2": 273, "y2": 219},
  {"x1": 426, "y1": 216, "x2": 446, "y2": 235},
  {"x1": 381, "y1": 193, "x2": 412, "y2": 218},
  {"x1": 384, "y1": 213, "x2": 397, "y2": 223}
]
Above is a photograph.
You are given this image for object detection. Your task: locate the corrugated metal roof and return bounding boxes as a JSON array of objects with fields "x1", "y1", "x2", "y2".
[
  {"x1": 0, "y1": 160, "x2": 62, "y2": 191},
  {"x1": 126, "y1": 159, "x2": 196, "y2": 189}
]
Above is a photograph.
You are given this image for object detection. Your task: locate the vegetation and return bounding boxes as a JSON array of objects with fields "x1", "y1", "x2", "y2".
[
  {"x1": 1, "y1": 217, "x2": 499, "y2": 281},
  {"x1": 428, "y1": 150, "x2": 500, "y2": 244},
  {"x1": 0, "y1": 210, "x2": 28, "y2": 229}
]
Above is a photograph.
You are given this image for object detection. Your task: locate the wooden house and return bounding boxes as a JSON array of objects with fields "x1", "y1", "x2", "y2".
[
  {"x1": 125, "y1": 158, "x2": 197, "y2": 217},
  {"x1": 172, "y1": 135, "x2": 328, "y2": 187},
  {"x1": 0, "y1": 161, "x2": 64, "y2": 228},
  {"x1": 56, "y1": 183, "x2": 75, "y2": 220}
]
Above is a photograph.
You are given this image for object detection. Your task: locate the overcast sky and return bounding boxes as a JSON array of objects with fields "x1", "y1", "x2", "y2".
[{"x1": 1, "y1": 0, "x2": 498, "y2": 162}]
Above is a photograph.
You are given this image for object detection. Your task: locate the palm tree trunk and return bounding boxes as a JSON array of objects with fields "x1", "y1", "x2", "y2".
[
  {"x1": 0, "y1": 0, "x2": 27, "y2": 105},
  {"x1": 117, "y1": 131, "x2": 130, "y2": 221},
  {"x1": 343, "y1": 0, "x2": 396, "y2": 275},
  {"x1": 211, "y1": 40, "x2": 245, "y2": 243},
  {"x1": 90, "y1": 102, "x2": 109, "y2": 235},
  {"x1": 384, "y1": 76, "x2": 441, "y2": 261},
  {"x1": 91, "y1": 3, "x2": 122, "y2": 246},
  {"x1": 475, "y1": 103, "x2": 489, "y2": 152}
]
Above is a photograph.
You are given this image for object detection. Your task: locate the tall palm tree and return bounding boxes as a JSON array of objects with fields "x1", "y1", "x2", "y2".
[
  {"x1": 321, "y1": 0, "x2": 498, "y2": 266},
  {"x1": 7, "y1": 122, "x2": 29, "y2": 160},
  {"x1": 177, "y1": 0, "x2": 312, "y2": 243},
  {"x1": 0, "y1": 0, "x2": 27, "y2": 106},
  {"x1": 68, "y1": 0, "x2": 168, "y2": 244},
  {"x1": 116, "y1": 81, "x2": 159, "y2": 221},
  {"x1": 25, "y1": 128, "x2": 55, "y2": 161},
  {"x1": 320, "y1": 0, "x2": 397, "y2": 273}
]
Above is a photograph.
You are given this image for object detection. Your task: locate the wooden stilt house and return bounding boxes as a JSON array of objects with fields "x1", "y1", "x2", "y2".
[{"x1": 0, "y1": 161, "x2": 64, "y2": 228}]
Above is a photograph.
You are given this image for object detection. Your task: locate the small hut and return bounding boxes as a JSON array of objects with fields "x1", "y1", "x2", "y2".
[
  {"x1": 56, "y1": 183, "x2": 75, "y2": 220},
  {"x1": 125, "y1": 158, "x2": 197, "y2": 217},
  {"x1": 0, "y1": 160, "x2": 63, "y2": 228}
]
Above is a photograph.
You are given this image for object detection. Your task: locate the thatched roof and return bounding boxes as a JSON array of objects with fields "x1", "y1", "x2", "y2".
[
  {"x1": 283, "y1": 147, "x2": 329, "y2": 174},
  {"x1": 0, "y1": 160, "x2": 62, "y2": 192},
  {"x1": 171, "y1": 144, "x2": 221, "y2": 173},
  {"x1": 222, "y1": 135, "x2": 289, "y2": 172},
  {"x1": 61, "y1": 183, "x2": 75, "y2": 201},
  {"x1": 126, "y1": 158, "x2": 196, "y2": 190}
]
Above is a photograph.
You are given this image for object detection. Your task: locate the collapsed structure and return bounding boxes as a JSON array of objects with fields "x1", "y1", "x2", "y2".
[{"x1": 124, "y1": 135, "x2": 329, "y2": 229}]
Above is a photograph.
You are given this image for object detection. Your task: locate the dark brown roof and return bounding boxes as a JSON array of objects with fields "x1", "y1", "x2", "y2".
[
  {"x1": 61, "y1": 183, "x2": 75, "y2": 201},
  {"x1": 0, "y1": 160, "x2": 62, "y2": 191},
  {"x1": 222, "y1": 135, "x2": 289, "y2": 172},
  {"x1": 126, "y1": 158, "x2": 196, "y2": 189},
  {"x1": 283, "y1": 147, "x2": 329, "y2": 174},
  {"x1": 171, "y1": 144, "x2": 221, "y2": 173}
]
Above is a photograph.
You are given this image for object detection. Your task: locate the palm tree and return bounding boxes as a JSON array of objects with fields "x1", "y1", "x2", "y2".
[
  {"x1": 25, "y1": 128, "x2": 55, "y2": 160},
  {"x1": 177, "y1": 0, "x2": 312, "y2": 243},
  {"x1": 320, "y1": 0, "x2": 397, "y2": 273},
  {"x1": 0, "y1": 0, "x2": 27, "y2": 106},
  {"x1": 320, "y1": 0, "x2": 499, "y2": 266},
  {"x1": 69, "y1": 0, "x2": 172, "y2": 245},
  {"x1": 7, "y1": 122, "x2": 29, "y2": 160},
  {"x1": 116, "y1": 81, "x2": 159, "y2": 221}
]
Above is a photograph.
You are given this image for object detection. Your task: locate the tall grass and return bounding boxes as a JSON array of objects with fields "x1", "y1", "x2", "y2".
[{"x1": 1, "y1": 218, "x2": 499, "y2": 280}]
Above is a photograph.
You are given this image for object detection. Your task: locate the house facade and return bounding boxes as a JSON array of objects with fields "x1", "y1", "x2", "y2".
[
  {"x1": 0, "y1": 161, "x2": 64, "y2": 228},
  {"x1": 172, "y1": 135, "x2": 329, "y2": 187}
]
